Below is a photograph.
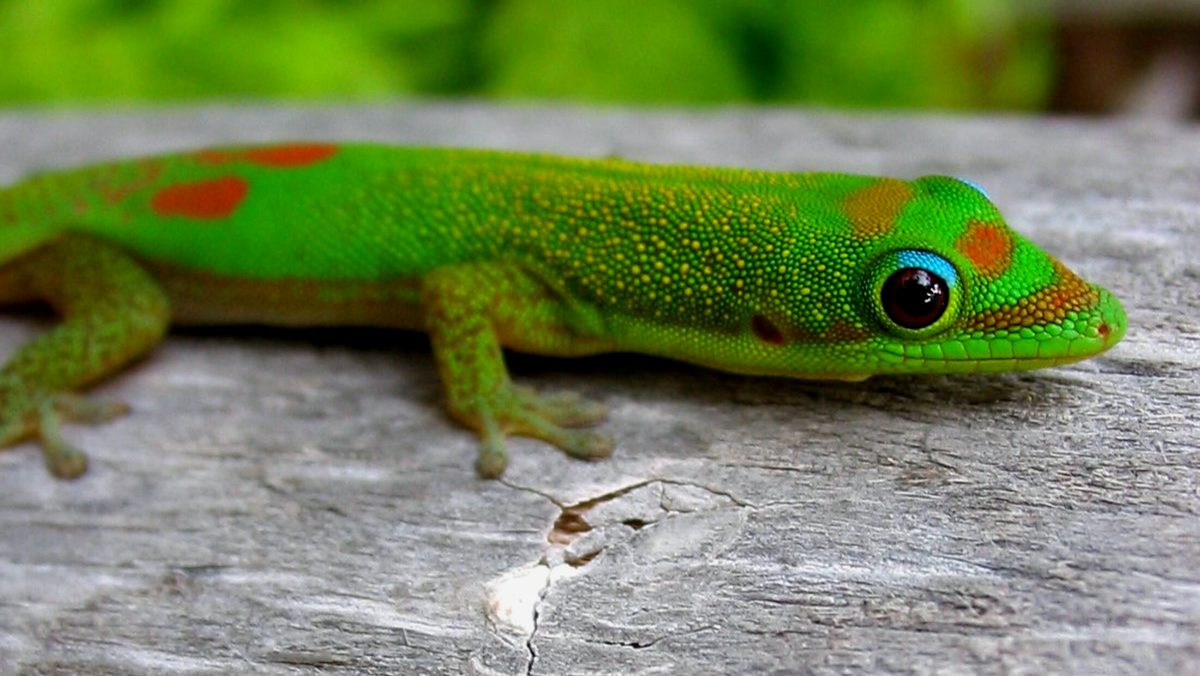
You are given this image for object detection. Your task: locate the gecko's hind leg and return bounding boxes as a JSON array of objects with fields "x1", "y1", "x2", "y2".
[
  {"x1": 421, "y1": 263, "x2": 616, "y2": 478},
  {"x1": 0, "y1": 235, "x2": 169, "y2": 478}
]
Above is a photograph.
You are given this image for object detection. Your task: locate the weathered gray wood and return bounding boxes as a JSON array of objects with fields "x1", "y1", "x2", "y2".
[{"x1": 0, "y1": 105, "x2": 1196, "y2": 676}]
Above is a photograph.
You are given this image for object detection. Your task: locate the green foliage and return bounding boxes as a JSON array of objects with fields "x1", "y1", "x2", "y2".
[
  {"x1": 481, "y1": 0, "x2": 747, "y2": 103},
  {"x1": 770, "y1": 0, "x2": 1053, "y2": 109},
  {"x1": 0, "y1": 0, "x2": 1053, "y2": 110},
  {"x1": 0, "y1": 0, "x2": 472, "y2": 102}
]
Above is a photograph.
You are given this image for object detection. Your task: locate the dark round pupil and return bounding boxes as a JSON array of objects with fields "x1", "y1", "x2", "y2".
[{"x1": 881, "y1": 268, "x2": 948, "y2": 329}]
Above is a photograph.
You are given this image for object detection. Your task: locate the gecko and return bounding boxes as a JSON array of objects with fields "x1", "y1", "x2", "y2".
[{"x1": 0, "y1": 143, "x2": 1126, "y2": 479}]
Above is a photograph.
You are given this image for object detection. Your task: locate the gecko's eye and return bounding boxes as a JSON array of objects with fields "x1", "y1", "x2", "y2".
[
  {"x1": 865, "y1": 250, "x2": 961, "y2": 338},
  {"x1": 881, "y1": 268, "x2": 948, "y2": 329}
]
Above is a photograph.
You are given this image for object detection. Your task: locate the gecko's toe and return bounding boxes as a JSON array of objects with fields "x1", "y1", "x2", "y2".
[
  {"x1": 556, "y1": 429, "x2": 614, "y2": 461},
  {"x1": 474, "y1": 418, "x2": 509, "y2": 479},
  {"x1": 514, "y1": 386, "x2": 608, "y2": 428},
  {"x1": 44, "y1": 443, "x2": 88, "y2": 479},
  {"x1": 475, "y1": 441, "x2": 508, "y2": 479},
  {"x1": 54, "y1": 393, "x2": 130, "y2": 423},
  {"x1": 458, "y1": 386, "x2": 615, "y2": 477},
  {"x1": 37, "y1": 398, "x2": 93, "y2": 480},
  {"x1": 534, "y1": 394, "x2": 608, "y2": 428},
  {"x1": 511, "y1": 408, "x2": 614, "y2": 462}
]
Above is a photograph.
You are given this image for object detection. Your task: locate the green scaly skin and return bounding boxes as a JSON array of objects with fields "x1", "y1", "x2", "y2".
[{"x1": 0, "y1": 144, "x2": 1126, "y2": 478}]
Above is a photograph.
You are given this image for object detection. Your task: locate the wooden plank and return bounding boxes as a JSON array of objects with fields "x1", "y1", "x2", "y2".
[{"x1": 0, "y1": 105, "x2": 1196, "y2": 675}]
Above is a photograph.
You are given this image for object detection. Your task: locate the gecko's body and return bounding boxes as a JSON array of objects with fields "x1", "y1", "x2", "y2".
[{"x1": 0, "y1": 143, "x2": 1125, "y2": 477}]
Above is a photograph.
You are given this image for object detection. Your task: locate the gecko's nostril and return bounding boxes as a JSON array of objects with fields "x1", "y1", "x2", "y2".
[{"x1": 1098, "y1": 323, "x2": 1111, "y2": 340}]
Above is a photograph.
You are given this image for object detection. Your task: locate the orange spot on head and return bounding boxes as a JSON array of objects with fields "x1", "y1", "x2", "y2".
[
  {"x1": 955, "y1": 220, "x2": 1013, "y2": 279},
  {"x1": 842, "y1": 179, "x2": 914, "y2": 238},
  {"x1": 1098, "y1": 323, "x2": 1111, "y2": 339},
  {"x1": 151, "y1": 176, "x2": 249, "y2": 220}
]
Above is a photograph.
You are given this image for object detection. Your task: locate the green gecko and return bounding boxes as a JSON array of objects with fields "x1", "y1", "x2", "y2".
[{"x1": 0, "y1": 143, "x2": 1126, "y2": 479}]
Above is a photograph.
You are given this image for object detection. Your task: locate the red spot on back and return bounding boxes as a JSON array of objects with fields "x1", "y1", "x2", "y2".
[
  {"x1": 242, "y1": 144, "x2": 338, "y2": 167},
  {"x1": 151, "y1": 177, "x2": 248, "y2": 220},
  {"x1": 192, "y1": 144, "x2": 338, "y2": 168},
  {"x1": 955, "y1": 220, "x2": 1014, "y2": 279}
]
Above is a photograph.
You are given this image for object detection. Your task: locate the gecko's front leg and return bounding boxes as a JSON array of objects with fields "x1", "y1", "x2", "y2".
[{"x1": 420, "y1": 263, "x2": 615, "y2": 477}]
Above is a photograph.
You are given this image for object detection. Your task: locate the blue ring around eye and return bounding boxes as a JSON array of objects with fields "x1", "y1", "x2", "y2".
[
  {"x1": 895, "y1": 250, "x2": 958, "y2": 288},
  {"x1": 956, "y1": 177, "x2": 991, "y2": 200}
]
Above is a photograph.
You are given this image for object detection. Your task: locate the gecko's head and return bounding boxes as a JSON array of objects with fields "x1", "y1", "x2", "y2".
[{"x1": 752, "y1": 175, "x2": 1125, "y2": 378}]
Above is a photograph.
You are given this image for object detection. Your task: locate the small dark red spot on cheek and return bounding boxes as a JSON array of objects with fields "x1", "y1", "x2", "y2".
[
  {"x1": 151, "y1": 177, "x2": 249, "y2": 219},
  {"x1": 242, "y1": 143, "x2": 339, "y2": 167},
  {"x1": 751, "y1": 315, "x2": 786, "y2": 345},
  {"x1": 1098, "y1": 323, "x2": 1111, "y2": 340}
]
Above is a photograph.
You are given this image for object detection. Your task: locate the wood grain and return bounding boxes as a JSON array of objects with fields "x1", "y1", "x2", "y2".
[{"x1": 0, "y1": 105, "x2": 1196, "y2": 675}]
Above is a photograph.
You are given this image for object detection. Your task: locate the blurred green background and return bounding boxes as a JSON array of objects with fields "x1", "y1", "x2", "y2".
[
  {"x1": 0, "y1": 0, "x2": 1195, "y2": 116},
  {"x1": 0, "y1": 0, "x2": 1055, "y2": 109}
]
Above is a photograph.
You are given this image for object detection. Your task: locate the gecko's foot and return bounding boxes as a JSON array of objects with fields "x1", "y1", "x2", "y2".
[
  {"x1": 0, "y1": 387, "x2": 130, "y2": 480},
  {"x1": 512, "y1": 385, "x2": 608, "y2": 428},
  {"x1": 471, "y1": 386, "x2": 613, "y2": 479}
]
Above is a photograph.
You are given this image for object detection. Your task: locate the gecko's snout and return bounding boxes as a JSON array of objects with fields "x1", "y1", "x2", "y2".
[{"x1": 1061, "y1": 284, "x2": 1126, "y2": 365}]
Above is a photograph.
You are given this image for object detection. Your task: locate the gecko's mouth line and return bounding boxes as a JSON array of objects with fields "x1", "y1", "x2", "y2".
[
  {"x1": 909, "y1": 355, "x2": 1102, "y2": 364},
  {"x1": 897, "y1": 348, "x2": 1118, "y2": 369},
  {"x1": 915, "y1": 341, "x2": 1117, "y2": 361}
]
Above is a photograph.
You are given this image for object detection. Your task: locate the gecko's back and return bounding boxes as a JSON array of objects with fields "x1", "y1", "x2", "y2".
[
  {"x1": 0, "y1": 143, "x2": 883, "y2": 327},
  {"x1": 0, "y1": 144, "x2": 837, "y2": 279}
]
